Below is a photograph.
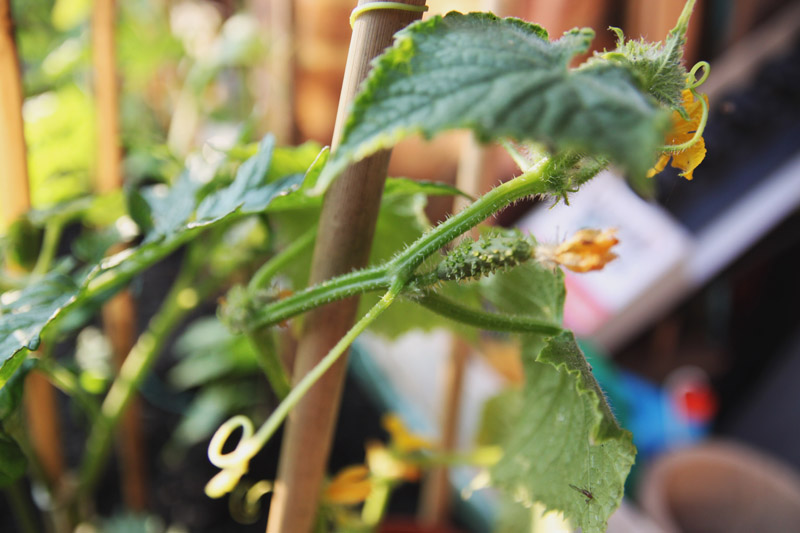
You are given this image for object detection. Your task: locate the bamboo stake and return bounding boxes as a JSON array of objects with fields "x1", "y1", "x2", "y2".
[
  {"x1": 419, "y1": 133, "x2": 486, "y2": 525},
  {"x1": 92, "y1": 0, "x2": 122, "y2": 195},
  {"x1": 293, "y1": 0, "x2": 352, "y2": 143},
  {"x1": 265, "y1": 2, "x2": 426, "y2": 531},
  {"x1": 0, "y1": 0, "x2": 29, "y2": 227},
  {"x1": 1, "y1": 0, "x2": 65, "y2": 491},
  {"x1": 92, "y1": 0, "x2": 148, "y2": 510},
  {"x1": 251, "y1": 0, "x2": 295, "y2": 144}
]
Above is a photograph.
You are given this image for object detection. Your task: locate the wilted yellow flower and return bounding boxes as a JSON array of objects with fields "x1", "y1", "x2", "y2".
[
  {"x1": 324, "y1": 464, "x2": 373, "y2": 505},
  {"x1": 382, "y1": 414, "x2": 433, "y2": 453},
  {"x1": 647, "y1": 89, "x2": 708, "y2": 180},
  {"x1": 540, "y1": 228, "x2": 619, "y2": 273}
]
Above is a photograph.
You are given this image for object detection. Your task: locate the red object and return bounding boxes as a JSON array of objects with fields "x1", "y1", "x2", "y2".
[{"x1": 380, "y1": 518, "x2": 464, "y2": 533}]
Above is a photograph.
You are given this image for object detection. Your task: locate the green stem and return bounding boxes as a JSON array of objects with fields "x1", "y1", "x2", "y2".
[
  {"x1": 391, "y1": 163, "x2": 548, "y2": 278},
  {"x1": 31, "y1": 221, "x2": 63, "y2": 277},
  {"x1": 4, "y1": 481, "x2": 39, "y2": 533},
  {"x1": 247, "y1": 226, "x2": 317, "y2": 293},
  {"x1": 249, "y1": 265, "x2": 392, "y2": 329},
  {"x1": 35, "y1": 358, "x2": 100, "y2": 421},
  {"x1": 246, "y1": 328, "x2": 291, "y2": 400},
  {"x1": 245, "y1": 226, "x2": 318, "y2": 398},
  {"x1": 208, "y1": 282, "x2": 403, "y2": 472},
  {"x1": 671, "y1": 0, "x2": 697, "y2": 40},
  {"x1": 77, "y1": 246, "x2": 206, "y2": 498},
  {"x1": 251, "y1": 165, "x2": 549, "y2": 328},
  {"x1": 84, "y1": 229, "x2": 197, "y2": 296},
  {"x1": 361, "y1": 479, "x2": 392, "y2": 527},
  {"x1": 417, "y1": 292, "x2": 562, "y2": 335}
]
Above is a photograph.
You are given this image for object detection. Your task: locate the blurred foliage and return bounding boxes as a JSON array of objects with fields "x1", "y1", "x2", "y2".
[{"x1": 9, "y1": 0, "x2": 264, "y2": 213}]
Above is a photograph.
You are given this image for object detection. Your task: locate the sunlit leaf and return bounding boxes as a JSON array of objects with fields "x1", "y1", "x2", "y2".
[
  {"x1": 488, "y1": 332, "x2": 635, "y2": 533},
  {"x1": 318, "y1": 12, "x2": 668, "y2": 192}
]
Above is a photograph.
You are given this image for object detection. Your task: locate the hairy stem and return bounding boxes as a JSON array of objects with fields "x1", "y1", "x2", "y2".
[
  {"x1": 31, "y1": 221, "x2": 63, "y2": 277},
  {"x1": 251, "y1": 165, "x2": 550, "y2": 329},
  {"x1": 249, "y1": 265, "x2": 392, "y2": 328},
  {"x1": 391, "y1": 163, "x2": 549, "y2": 278},
  {"x1": 209, "y1": 283, "x2": 402, "y2": 471},
  {"x1": 248, "y1": 226, "x2": 317, "y2": 293},
  {"x1": 246, "y1": 328, "x2": 290, "y2": 400}
]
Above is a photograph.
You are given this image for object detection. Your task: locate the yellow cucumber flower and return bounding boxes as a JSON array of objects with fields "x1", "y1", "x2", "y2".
[
  {"x1": 538, "y1": 228, "x2": 619, "y2": 273},
  {"x1": 382, "y1": 413, "x2": 433, "y2": 453},
  {"x1": 648, "y1": 89, "x2": 708, "y2": 180},
  {"x1": 324, "y1": 464, "x2": 373, "y2": 505},
  {"x1": 366, "y1": 440, "x2": 421, "y2": 482}
]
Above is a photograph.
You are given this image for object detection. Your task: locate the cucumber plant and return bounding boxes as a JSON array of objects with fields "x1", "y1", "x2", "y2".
[{"x1": 0, "y1": 1, "x2": 708, "y2": 531}]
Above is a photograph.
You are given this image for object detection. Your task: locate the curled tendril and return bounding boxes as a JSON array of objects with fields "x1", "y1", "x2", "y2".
[
  {"x1": 208, "y1": 415, "x2": 258, "y2": 469},
  {"x1": 230, "y1": 480, "x2": 274, "y2": 524},
  {"x1": 687, "y1": 61, "x2": 710, "y2": 89}
]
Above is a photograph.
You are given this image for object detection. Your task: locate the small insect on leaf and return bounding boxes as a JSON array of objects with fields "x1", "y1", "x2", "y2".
[{"x1": 569, "y1": 483, "x2": 594, "y2": 503}]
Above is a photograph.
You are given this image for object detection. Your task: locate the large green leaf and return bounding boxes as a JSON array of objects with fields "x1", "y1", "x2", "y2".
[
  {"x1": 0, "y1": 359, "x2": 33, "y2": 487},
  {"x1": 479, "y1": 258, "x2": 565, "y2": 326},
  {"x1": 317, "y1": 12, "x2": 668, "y2": 192},
  {"x1": 0, "y1": 272, "x2": 79, "y2": 386},
  {"x1": 0, "y1": 433, "x2": 26, "y2": 487},
  {"x1": 489, "y1": 332, "x2": 635, "y2": 533}
]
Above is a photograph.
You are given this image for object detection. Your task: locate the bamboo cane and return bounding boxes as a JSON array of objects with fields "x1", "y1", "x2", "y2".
[
  {"x1": 1, "y1": 0, "x2": 65, "y2": 492},
  {"x1": 418, "y1": 132, "x2": 487, "y2": 525},
  {"x1": 265, "y1": 2, "x2": 427, "y2": 531},
  {"x1": 0, "y1": 0, "x2": 29, "y2": 226},
  {"x1": 92, "y1": 0, "x2": 148, "y2": 510},
  {"x1": 251, "y1": 0, "x2": 295, "y2": 144}
]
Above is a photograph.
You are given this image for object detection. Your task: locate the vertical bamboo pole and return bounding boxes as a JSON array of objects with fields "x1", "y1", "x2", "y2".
[
  {"x1": 1, "y1": 0, "x2": 65, "y2": 491},
  {"x1": 418, "y1": 134, "x2": 486, "y2": 525},
  {"x1": 293, "y1": 0, "x2": 352, "y2": 143},
  {"x1": 266, "y1": 2, "x2": 426, "y2": 531},
  {"x1": 251, "y1": 0, "x2": 295, "y2": 144},
  {"x1": 0, "y1": 0, "x2": 29, "y2": 225},
  {"x1": 93, "y1": 0, "x2": 122, "y2": 195},
  {"x1": 92, "y1": 0, "x2": 148, "y2": 511}
]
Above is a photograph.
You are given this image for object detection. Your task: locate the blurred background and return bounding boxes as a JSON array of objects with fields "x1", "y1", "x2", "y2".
[{"x1": 2, "y1": 0, "x2": 800, "y2": 531}]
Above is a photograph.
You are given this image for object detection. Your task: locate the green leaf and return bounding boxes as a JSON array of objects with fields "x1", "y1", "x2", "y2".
[
  {"x1": 0, "y1": 433, "x2": 27, "y2": 487},
  {"x1": 169, "y1": 317, "x2": 259, "y2": 390},
  {"x1": 138, "y1": 170, "x2": 205, "y2": 242},
  {"x1": 606, "y1": 28, "x2": 687, "y2": 111},
  {"x1": 318, "y1": 12, "x2": 667, "y2": 192},
  {"x1": 489, "y1": 332, "x2": 635, "y2": 533},
  {"x1": 605, "y1": 0, "x2": 697, "y2": 110},
  {"x1": 0, "y1": 135, "x2": 312, "y2": 385},
  {"x1": 169, "y1": 382, "x2": 259, "y2": 449},
  {"x1": 195, "y1": 135, "x2": 305, "y2": 224},
  {"x1": 479, "y1": 257, "x2": 565, "y2": 326},
  {"x1": 0, "y1": 359, "x2": 33, "y2": 487},
  {"x1": 0, "y1": 360, "x2": 35, "y2": 419},
  {"x1": 0, "y1": 272, "x2": 80, "y2": 384},
  {"x1": 267, "y1": 141, "x2": 327, "y2": 182},
  {"x1": 382, "y1": 178, "x2": 469, "y2": 199}
]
